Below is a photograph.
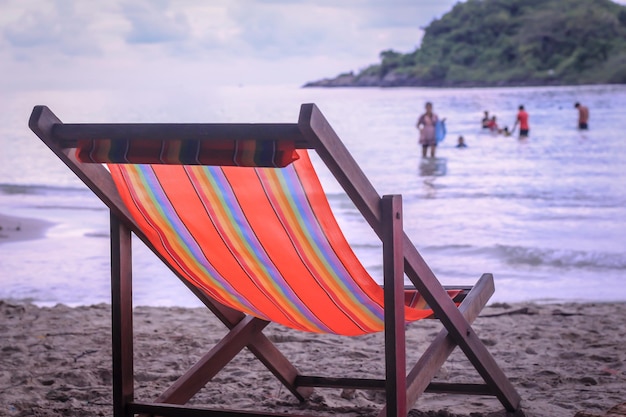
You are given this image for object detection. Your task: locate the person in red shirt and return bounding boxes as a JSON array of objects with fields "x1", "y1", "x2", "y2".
[{"x1": 512, "y1": 105, "x2": 529, "y2": 138}]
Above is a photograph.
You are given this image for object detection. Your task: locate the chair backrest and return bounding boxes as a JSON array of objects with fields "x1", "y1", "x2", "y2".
[
  {"x1": 28, "y1": 103, "x2": 463, "y2": 336},
  {"x1": 108, "y1": 151, "x2": 437, "y2": 336}
]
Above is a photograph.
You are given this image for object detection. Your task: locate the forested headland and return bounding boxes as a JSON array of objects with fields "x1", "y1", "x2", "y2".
[{"x1": 304, "y1": 0, "x2": 626, "y2": 88}]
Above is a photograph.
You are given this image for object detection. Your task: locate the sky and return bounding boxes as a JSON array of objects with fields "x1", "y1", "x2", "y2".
[
  {"x1": 3, "y1": 1, "x2": 626, "y2": 93},
  {"x1": 0, "y1": 0, "x2": 463, "y2": 91}
]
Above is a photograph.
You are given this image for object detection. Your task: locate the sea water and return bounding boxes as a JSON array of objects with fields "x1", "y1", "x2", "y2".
[{"x1": 1, "y1": 84, "x2": 625, "y2": 307}]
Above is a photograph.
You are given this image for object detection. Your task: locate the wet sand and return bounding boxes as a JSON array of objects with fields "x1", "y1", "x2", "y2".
[{"x1": 0, "y1": 212, "x2": 52, "y2": 245}]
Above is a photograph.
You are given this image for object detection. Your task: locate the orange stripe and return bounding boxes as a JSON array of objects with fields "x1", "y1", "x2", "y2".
[{"x1": 221, "y1": 166, "x2": 368, "y2": 333}]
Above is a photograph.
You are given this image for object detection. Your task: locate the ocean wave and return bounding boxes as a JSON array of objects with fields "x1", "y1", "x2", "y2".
[
  {"x1": 0, "y1": 183, "x2": 89, "y2": 196},
  {"x1": 298, "y1": 188, "x2": 626, "y2": 210},
  {"x1": 32, "y1": 204, "x2": 106, "y2": 212},
  {"x1": 496, "y1": 245, "x2": 626, "y2": 271},
  {"x1": 422, "y1": 243, "x2": 626, "y2": 271},
  {"x1": 402, "y1": 190, "x2": 626, "y2": 208},
  {"x1": 349, "y1": 242, "x2": 381, "y2": 250},
  {"x1": 84, "y1": 231, "x2": 109, "y2": 238}
]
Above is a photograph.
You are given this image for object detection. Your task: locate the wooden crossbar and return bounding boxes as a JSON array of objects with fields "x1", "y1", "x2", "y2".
[{"x1": 51, "y1": 122, "x2": 311, "y2": 149}]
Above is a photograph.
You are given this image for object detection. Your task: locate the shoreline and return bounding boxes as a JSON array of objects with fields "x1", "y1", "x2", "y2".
[
  {"x1": 301, "y1": 75, "x2": 623, "y2": 89},
  {"x1": 0, "y1": 212, "x2": 53, "y2": 245},
  {"x1": 1, "y1": 300, "x2": 625, "y2": 417},
  {"x1": 2, "y1": 211, "x2": 622, "y2": 308}
]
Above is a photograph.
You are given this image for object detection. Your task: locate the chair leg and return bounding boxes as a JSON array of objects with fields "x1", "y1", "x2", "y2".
[
  {"x1": 405, "y1": 273, "x2": 494, "y2": 408},
  {"x1": 110, "y1": 213, "x2": 134, "y2": 417},
  {"x1": 377, "y1": 274, "x2": 497, "y2": 417},
  {"x1": 155, "y1": 316, "x2": 270, "y2": 404},
  {"x1": 192, "y1": 292, "x2": 314, "y2": 402},
  {"x1": 160, "y1": 289, "x2": 313, "y2": 403},
  {"x1": 382, "y1": 195, "x2": 407, "y2": 417},
  {"x1": 107, "y1": 234, "x2": 311, "y2": 410},
  {"x1": 402, "y1": 245, "x2": 521, "y2": 411}
]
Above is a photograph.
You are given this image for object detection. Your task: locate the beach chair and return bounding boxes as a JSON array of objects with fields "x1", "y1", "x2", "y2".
[{"x1": 29, "y1": 103, "x2": 521, "y2": 417}]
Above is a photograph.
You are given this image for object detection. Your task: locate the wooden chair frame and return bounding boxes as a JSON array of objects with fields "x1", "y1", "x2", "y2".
[{"x1": 29, "y1": 103, "x2": 521, "y2": 417}]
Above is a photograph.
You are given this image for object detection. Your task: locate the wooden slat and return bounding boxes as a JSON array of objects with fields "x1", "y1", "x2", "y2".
[
  {"x1": 130, "y1": 401, "x2": 315, "y2": 417},
  {"x1": 296, "y1": 376, "x2": 493, "y2": 396},
  {"x1": 110, "y1": 214, "x2": 134, "y2": 417},
  {"x1": 51, "y1": 122, "x2": 311, "y2": 149},
  {"x1": 425, "y1": 382, "x2": 494, "y2": 396},
  {"x1": 296, "y1": 376, "x2": 386, "y2": 390},
  {"x1": 382, "y1": 195, "x2": 406, "y2": 417}
]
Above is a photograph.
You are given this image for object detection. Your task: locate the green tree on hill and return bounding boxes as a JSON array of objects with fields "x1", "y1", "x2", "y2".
[{"x1": 306, "y1": 0, "x2": 626, "y2": 87}]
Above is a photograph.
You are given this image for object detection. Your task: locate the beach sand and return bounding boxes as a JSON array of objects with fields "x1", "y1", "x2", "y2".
[
  {"x1": 1, "y1": 213, "x2": 625, "y2": 417},
  {"x1": 1, "y1": 300, "x2": 625, "y2": 417}
]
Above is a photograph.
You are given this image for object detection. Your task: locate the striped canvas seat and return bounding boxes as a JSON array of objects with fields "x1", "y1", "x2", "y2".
[{"x1": 110, "y1": 151, "x2": 455, "y2": 336}]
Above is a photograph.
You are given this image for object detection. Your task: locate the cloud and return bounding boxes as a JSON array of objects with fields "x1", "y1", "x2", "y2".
[
  {"x1": 3, "y1": 1, "x2": 101, "y2": 57},
  {"x1": 225, "y1": 4, "x2": 348, "y2": 57},
  {"x1": 121, "y1": 0, "x2": 190, "y2": 44},
  {"x1": 217, "y1": 1, "x2": 431, "y2": 61},
  {"x1": 211, "y1": 0, "x2": 461, "y2": 63},
  {"x1": 0, "y1": 0, "x2": 462, "y2": 90},
  {"x1": 362, "y1": 1, "x2": 453, "y2": 30}
]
